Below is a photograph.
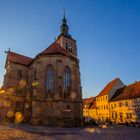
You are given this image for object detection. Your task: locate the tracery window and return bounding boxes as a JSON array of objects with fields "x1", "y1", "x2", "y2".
[
  {"x1": 64, "y1": 67, "x2": 71, "y2": 88},
  {"x1": 63, "y1": 67, "x2": 71, "y2": 98},
  {"x1": 46, "y1": 65, "x2": 54, "y2": 93}
]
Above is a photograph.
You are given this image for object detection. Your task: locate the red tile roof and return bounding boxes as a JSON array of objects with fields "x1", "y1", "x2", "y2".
[
  {"x1": 110, "y1": 81, "x2": 140, "y2": 101},
  {"x1": 89, "y1": 101, "x2": 96, "y2": 109},
  {"x1": 7, "y1": 51, "x2": 33, "y2": 66},
  {"x1": 39, "y1": 42, "x2": 76, "y2": 59},
  {"x1": 96, "y1": 78, "x2": 120, "y2": 97},
  {"x1": 83, "y1": 97, "x2": 95, "y2": 104},
  {"x1": 83, "y1": 97, "x2": 96, "y2": 109}
]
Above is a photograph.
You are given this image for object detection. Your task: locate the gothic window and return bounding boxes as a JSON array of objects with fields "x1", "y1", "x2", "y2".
[
  {"x1": 46, "y1": 65, "x2": 54, "y2": 93},
  {"x1": 18, "y1": 70, "x2": 22, "y2": 79},
  {"x1": 63, "y1": 67, "x2": 71, "y2": 98},
  {"x1": 64, "y1": 67, "x2": 71, "y2": 88}
]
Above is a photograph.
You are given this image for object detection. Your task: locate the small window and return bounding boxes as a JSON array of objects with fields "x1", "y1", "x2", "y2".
[
  {"x1": 34, "y1": 68, "x2": 37, "y2": 80},
  {"x1": 15, "y1": 101, "x2": 23, "y2": 111},
  {"x1": 119, "y1": 102, "x2": 122, "y2": 107},
  {"x1": 125, "y1": 102, "x2": 128, "y2": 107},
  {"x1": 106, "y1": 105, "x2": 108, "y2": 109},
  {"x1": 16, "y1": 89, "x2": 22, "y2": 95},
  {"x1": 18, "y1": 70, "x2": 22, "y2": 79},
  {"x1": 67, "y1": 105, "x2": 70, "y2": 109}
]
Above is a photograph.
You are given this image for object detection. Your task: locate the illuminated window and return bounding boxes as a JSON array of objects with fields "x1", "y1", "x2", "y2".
[
  {"x1": 46, "y1": 65, "x2": 54, "y2": 93},
  {"x1": 106, "y1": 105, "x2": 108, "y2": 109},
  {"x1": 18, "y1": 70, "x2": 22, "y2": 79}
]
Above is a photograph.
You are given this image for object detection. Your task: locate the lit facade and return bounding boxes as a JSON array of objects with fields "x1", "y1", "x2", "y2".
[{"x1": 83, "y1": 79, "x2": 140, "y2": 125}]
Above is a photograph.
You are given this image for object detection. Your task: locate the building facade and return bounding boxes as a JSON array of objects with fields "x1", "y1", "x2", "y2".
[
  {"x1": 83, "y1": 97, "x2": 97, "y2": 122},
  {"x1": 110, "y1": 81, "x2": 140, "y2": 124},
  {"x1": 83, "y1": 79, "x2": 140, "y2": 125},
  {"x1": 96, "y1": 78, "x2": 125, "y2": 122},
  {"x1": 1, "y1": 15, "x2": 83, "y2": 126}
]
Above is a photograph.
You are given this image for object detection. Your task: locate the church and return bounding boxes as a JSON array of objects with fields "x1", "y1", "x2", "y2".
[{"x1": 1, "y1": 14, "x2": 83, "y2": 126}]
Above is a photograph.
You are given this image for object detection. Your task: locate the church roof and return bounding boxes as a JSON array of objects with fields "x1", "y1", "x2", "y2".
[
  {"x1": 6, "y1": 42, "x2": 76, "y2": 67},
  {"x1": 39, "y1": 42, "x2": 76, "y2": 59},
  {"x1": 110, "y1": 81, "x2": 140, "y2": 102},
  {"x1": 7, "y1": 51, "x2": 33, "y2": 66},
  {"x1": 96, "y1": 78, "x2": 120, "y2": 97}
]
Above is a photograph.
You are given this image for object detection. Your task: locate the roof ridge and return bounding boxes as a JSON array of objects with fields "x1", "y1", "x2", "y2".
[
  {"x1": 110, "y1": 81, "x2": 140, "y2": 101},
  {"x1": 8, "y1": 51, "x2": 33, "y2": 60},
  {"x1": 96, "y1": 78, "x2": 120, "y2": 97}
]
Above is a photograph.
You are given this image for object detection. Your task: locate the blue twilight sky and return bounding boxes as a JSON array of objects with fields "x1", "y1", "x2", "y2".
[{"x1": 0, "y1": 0, "x2": 140, "y2": 98}]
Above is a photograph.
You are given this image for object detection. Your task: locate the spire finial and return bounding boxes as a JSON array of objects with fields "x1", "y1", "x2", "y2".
[
  {"x1": 59, "y1": 9, "x2": 71, "y2": 37},
  {"x1": 63, "y1": 8, "x2": 66, "y2": 19},
  {"x1": 62, "y1": 8, "x2": 66, "y2": 24}
]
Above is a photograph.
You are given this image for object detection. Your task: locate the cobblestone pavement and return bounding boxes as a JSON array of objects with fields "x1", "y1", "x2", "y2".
[{"x1": 0, "y1": 124, "x2": 139, "y2": 140}]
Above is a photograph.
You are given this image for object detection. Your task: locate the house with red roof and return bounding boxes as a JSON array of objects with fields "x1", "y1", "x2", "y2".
[
  {"x1": 109, "y1": 81, "x2": 140, "y2": 124},
  {"x1": 82, "y1": 79, "x2": 140, "y2": 125},
  {"x1": 96, "y1": 78, "x2": 125, "y2": 122},
  {"x1": 83, "y1": 97, "x2": 98, "y2": 122}
]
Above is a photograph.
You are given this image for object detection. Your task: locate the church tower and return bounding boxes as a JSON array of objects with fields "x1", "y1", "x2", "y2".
[{"x1": 56, "y1": 13, "x2": 77, "y2": 57}]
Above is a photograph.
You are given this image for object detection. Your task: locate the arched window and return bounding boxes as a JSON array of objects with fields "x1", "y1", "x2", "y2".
[
  {"x1": 64, "y1": 67, "x2": 71, "y2": 88},
  {"x1": 63, "y1": 67, "x2": 71, "y2": 98},
  {"x1": 46, "y1": 65, "x2": 54, "y2": 93}
]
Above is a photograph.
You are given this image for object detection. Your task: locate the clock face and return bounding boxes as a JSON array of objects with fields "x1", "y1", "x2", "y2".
[
  {"x1": 67, "y1": 44, "x2": 72, "y2": 53},
  {"x1": 67, "y1": 44, "x2": 71, "y2": 48}
]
